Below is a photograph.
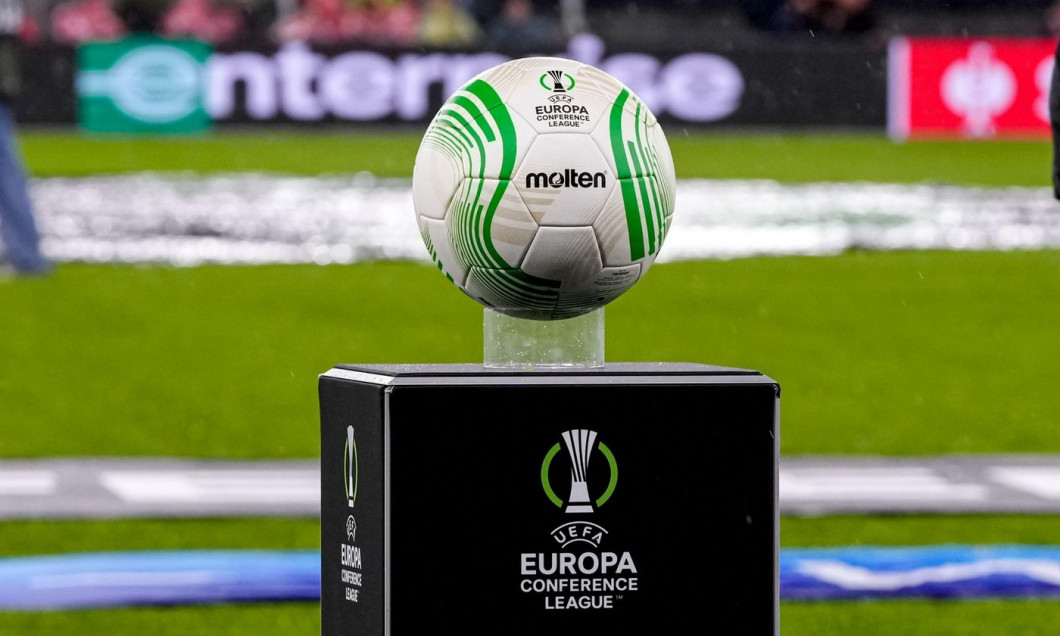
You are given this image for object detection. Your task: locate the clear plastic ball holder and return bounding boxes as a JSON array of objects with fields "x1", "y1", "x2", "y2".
[{"x1": 483, "y1": 307, "x2": 604, "y2": 369}]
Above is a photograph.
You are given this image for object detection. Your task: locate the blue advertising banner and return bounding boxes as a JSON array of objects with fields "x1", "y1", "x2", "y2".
[{"x1": 4, "y1": 545, "x2": 1060, "y2": 610}]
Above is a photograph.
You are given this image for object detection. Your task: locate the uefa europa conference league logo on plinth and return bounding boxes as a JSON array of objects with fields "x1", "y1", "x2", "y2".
[
  {"x1": 344, "y1": 424, "x2": 358, "y2": 545},
  {"x1": 521, "y1": 429, "x2": 638, "y2": 611}
]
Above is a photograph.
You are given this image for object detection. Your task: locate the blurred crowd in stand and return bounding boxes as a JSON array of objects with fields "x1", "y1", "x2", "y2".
[
  {"x1": 13, "y1": 0, "x2": 567, "y2": 49},
  {"x1": 740, "y1": 0, "x2": 876, "y2": 35},
  {"x1": 6, "y1": 0, "x2": 1060, "y2": 48}
]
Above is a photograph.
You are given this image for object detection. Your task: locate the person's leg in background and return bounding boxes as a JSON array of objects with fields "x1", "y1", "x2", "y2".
[{"x1": 0, "y1": 99, "x2": 49, "y2": 274}]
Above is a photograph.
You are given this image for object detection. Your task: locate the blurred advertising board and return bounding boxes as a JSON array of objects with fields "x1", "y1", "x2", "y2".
[
  {"x1": 76, "y1": 36, "x2": 212, "y2": 133},
  {"x1": 204, "y1": 34, "x2": 886, "y2": 128},
  {"x1": 24, "y1": 33, "x2": 888, "y2": 130},
  {"x1": 888, "y1": 37, "x2": 1057, "y2": 140}
]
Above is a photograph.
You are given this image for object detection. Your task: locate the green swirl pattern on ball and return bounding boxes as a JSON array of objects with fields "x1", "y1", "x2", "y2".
[
  {"x1": 609, "y1": 89, "x2": 672, "y2": 263},
  {"x1": 416, "y1": 61, "x2": 675, "y2": 321},
  {"x1": 421, "y1": 78, "x2": 560, "y2": 313}
]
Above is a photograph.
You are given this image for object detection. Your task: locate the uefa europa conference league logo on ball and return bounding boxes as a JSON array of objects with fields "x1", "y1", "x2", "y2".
[
  {"x1": 412, "y1": 56, "x2": 676, "y2": 321},
  {"x1": 521, "y1": 429, "x2": 639, "y2": 611}
]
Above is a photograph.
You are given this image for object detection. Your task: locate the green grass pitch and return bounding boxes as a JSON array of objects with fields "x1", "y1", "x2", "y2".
[
  {"x1": 3, "y1": 253, "x2": 1059, "y2": 458},
  {"x1": 18, "y1": 130, "x2": 1052, "y2": 186},
  {"x1": 2, "y1": 130, "x2": 1058, "y2": 634}
]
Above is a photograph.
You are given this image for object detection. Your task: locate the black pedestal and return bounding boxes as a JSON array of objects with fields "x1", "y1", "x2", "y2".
[{"x1": 319, "y1": 363, "x2": 779, "y2": 635}]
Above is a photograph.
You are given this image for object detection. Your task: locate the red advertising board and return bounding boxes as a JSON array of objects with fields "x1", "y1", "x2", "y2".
[{"x1": 888, "y1": 37, "x2": 1057, "y2": 140}]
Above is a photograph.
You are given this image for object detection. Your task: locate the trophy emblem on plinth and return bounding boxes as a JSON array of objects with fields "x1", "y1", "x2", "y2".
[
  {"x1": 562, "y1": 429, "x2": 597, "y2": 513},
  {"x1": 344, "y1": 425, "x2": 356, "y2": 509}
]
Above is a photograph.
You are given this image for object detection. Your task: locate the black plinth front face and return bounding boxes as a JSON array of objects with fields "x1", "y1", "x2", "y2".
[{"x1": 320, "y1": 364, "x2": 779, "y2": 635}]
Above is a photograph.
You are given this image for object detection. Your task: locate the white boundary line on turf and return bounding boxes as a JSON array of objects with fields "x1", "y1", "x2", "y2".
[
  {"x1": 27, "y1": 176, "x2": 1060, "y2": 267},
  {"x1": 2, "y1": 456, "x2": 1060, "y2": 519}
]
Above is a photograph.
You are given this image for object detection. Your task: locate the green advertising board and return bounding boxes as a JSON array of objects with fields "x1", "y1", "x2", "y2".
[{"x1": 77, "y1": 36, "x2": 212, "y2": 134}]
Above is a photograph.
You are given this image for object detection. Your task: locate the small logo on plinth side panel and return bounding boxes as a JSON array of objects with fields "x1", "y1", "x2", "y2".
[
  {"x1": 339, "y1": 426, "x2": 364, "y2": 604},
  {"x1": 346, "y1": 515, "x2": 357, "y2": 542},
  {"x1": 344, "y1": 425, "x2": 358, "y2": 508},
  {"x1": 541, "y1": 429, "x2": 618, "y2": 514}
]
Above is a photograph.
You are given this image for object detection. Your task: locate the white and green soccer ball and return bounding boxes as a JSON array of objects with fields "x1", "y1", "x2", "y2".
[{"x1": 412, "y1": 57, "x2": 676, "y2": 321}]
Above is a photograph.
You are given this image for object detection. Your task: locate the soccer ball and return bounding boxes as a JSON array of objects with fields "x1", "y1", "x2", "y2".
[{"x1": 412, "y1": 57, "x2": 676, "y2": 321}]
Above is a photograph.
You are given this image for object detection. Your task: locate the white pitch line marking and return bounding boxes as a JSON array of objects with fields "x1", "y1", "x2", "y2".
[
  {"x1": 0, "y1": 471, "x2": 58, "y2": 496},
  {"x1": 780, "y1": 467, "x2": 988, "y2": 502},
  {"x1": 100, "y1": 472, "x2": 319, "y2": 504},
  {"x1": 988, "y1": 467, "x2": 1060, "y2": 500}
]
